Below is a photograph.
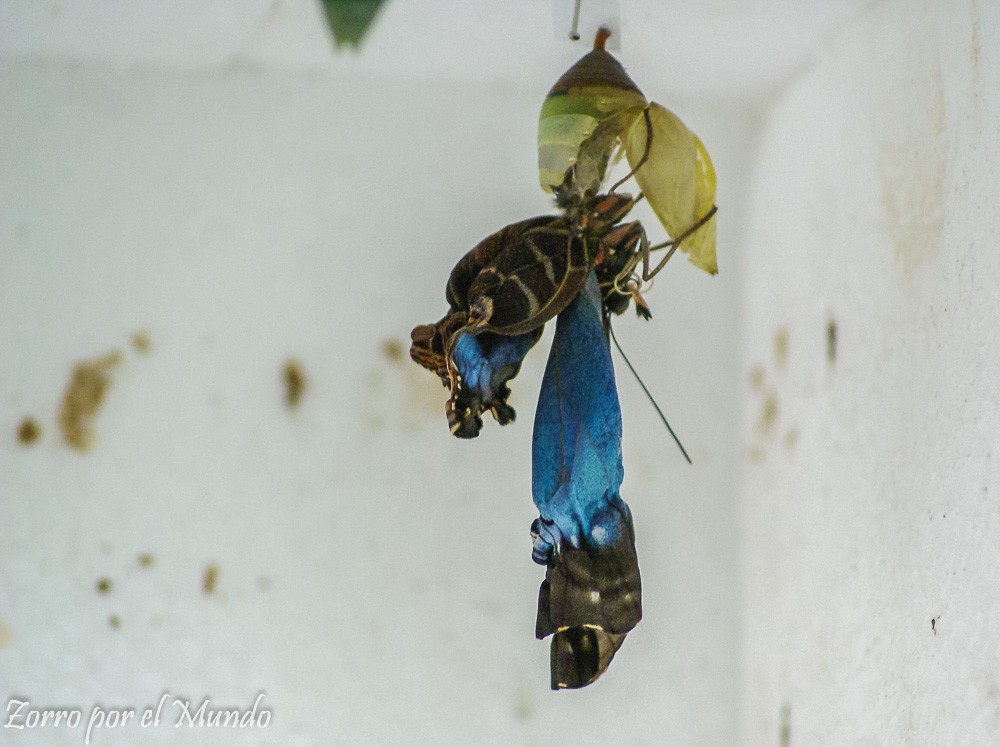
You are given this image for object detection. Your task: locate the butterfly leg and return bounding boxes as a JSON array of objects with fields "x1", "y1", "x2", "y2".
[
  {"x1": 635, "y1": 203, "x2": 720, "y2": 282},
  {"x1": 596, "y1": 220, "x2": 652, "y2": 318}
]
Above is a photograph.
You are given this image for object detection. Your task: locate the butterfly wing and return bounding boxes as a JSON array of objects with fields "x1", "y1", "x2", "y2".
[
  {"x1": 463, "y1": 221, "x2": 590, "y2": 336},
  {"x1": 446, "y1": 329, "x2": 540, "y2": 438},
  {"x1": 411, "y1": 218, "x2": 557, "y2": 435},
  {"x1": 531, "y1": 270, "x2": 641, "y2": 689},
  {"x1": 445, "y1": 216, "x2": 558, "y2": 312}
]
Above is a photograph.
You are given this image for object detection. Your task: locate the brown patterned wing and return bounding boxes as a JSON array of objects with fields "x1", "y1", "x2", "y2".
[
  {"x1": 464, "y1": 222, "x2": 591, "y2": 336},
  {"x1": 411, "y1": 217, "x2": 556, "y2": 386},
  {"x1": 412, "y1": 218, "x2": 568, "y2": 437},
  {"x1": 445, "y1": 216, "x2": 558, "y2": 312}
]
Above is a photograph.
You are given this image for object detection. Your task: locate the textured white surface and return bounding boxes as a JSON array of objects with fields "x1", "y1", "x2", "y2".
[
  {"x1": 0, "y1": 0, "x2": 869, "y2": 98},
  {"x1": 2, "y1": 0, "x2": 995, "y2": 744},
  {"x1": 739, "y1": 1, "x2": 1000, "y2": 743},
  {"x1": 0, "y1": 3, "x2": 748, "y2": 744}
]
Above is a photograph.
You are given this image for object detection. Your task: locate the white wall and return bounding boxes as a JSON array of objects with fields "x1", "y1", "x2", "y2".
[
  {"x1": 2, "y1": 0, "x2": 994, "y2": 744},
  {"x1": 0, "y1": 2, "x2": 749, "y2": 744},
  {"x1": 740, "y1": 1, "x2": 1000, "y2": 743}
]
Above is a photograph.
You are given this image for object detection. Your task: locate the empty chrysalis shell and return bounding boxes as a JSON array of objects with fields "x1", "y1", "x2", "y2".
[
  {"x1": 538, "y1": 28, "x2": 647, "y2": 202},
  {"x1": 625, "y1": 104, "x2": 718, "y2": 274}
]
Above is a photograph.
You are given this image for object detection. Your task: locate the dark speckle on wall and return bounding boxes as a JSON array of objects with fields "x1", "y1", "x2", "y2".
[
  {"x1": 827, "y1": 319, "x2": 837, "y2": 364},
  {"x1": 131, "y1": 330, "x2": 152, "y2": 354},
  {"x1": 774, "y1": 327, "x2": 788, "y2": 368},
  {"x1": 381, "y1": 338, "x2": 405, "y2": 363},
  {"x1": 779, "y1": 702, "x2": 791, "y2": 747},
  {"x1": 203, "y1": 563, "x2": 219, "y2": 594},
  {"x1": 283, "y1": 359, "x2": 306, "y2": 409},
  {"x1": 758, "y1": 391, "x2": 778, "y2": 435},
  {"x1": 17, "y1": 417, "x2": 41, "y2": 445}
]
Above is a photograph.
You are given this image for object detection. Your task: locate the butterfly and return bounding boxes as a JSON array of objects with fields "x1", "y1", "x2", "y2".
[
  {"x1": 409, "y1": 194, "x2": 654, "y2": 439},
  {"x1": 409, "y1": 201, "x2": 715, "y2": 689},
  {"x1": 412, "y1": 258, "x2": 641, "y2": 689},
  {"x1": 409, "y1": 26, "x2": 718, "y2": 689}
]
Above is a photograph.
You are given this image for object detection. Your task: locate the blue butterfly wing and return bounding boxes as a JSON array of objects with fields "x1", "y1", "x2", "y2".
[
  {"x1": 531, "y1": 270, "x2": 641, "y2": 689},
  {"x1": 448, "y1": 330, "x2": 538, "y2": 437}
]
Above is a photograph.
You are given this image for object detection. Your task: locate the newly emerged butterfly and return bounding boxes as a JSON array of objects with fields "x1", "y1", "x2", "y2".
[
  {"x1": 410, "y1": 25, "x2": 717, "y2": 692},
  {"x1": 410, "y1": 193, "x2": 660, "y2": 438},
  {"x1": 410, "y1": 215, "x2": 582, "y2": 437}
]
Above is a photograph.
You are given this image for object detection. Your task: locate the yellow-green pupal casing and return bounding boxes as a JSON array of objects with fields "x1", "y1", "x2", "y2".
[
  {"x1": 538, "y1": 29, "x2": 647, "y2": 203},
  {"x1": 624, "y1": 103, "x2": 718, "y2": 275}
]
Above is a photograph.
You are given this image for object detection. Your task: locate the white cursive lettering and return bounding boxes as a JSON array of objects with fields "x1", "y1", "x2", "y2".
[
  {"x1": 173, "y1": 693, "x2": 271, "y2": 729},
  {"x1": 5, "y1": 700, "x2": 82, "y2": 732}
]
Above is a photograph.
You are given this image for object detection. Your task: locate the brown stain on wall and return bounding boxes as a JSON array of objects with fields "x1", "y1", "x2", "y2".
[
  {"x1": 757, "y1": 391, "x2": 778, "y2": 435},
  {"x1": 17, "y1": 417, "x2": 41, "y2": 445},
  {"x1": 869, "y1": 10, "x2": 947, "y2": 272},
  {"x1": 283, "y1": 359, "x2": 306, "y2": 409},
  {"x1": 59, "y1": 351, "x2": 122, "y2": 451},
  {"x1": 131, "y1": 330, "x2": 151, "y2": 354},
  {"x1": 779, "y1": 702, "x2": 791, "y2": 747},
  {"x1": 202, "y1": 563, "x2": 219, "y2": 594},
  {"x1": 774, "y1": 328, "x2": 789, "y2": 369},
  {"x1": 381, "y1": 338, "x2": 405, "y2": 363}
]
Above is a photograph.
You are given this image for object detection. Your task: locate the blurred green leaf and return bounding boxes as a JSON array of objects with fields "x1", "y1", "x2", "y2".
[{"x1": 321, "y1": 0, "x2": 389, "y2": 50}]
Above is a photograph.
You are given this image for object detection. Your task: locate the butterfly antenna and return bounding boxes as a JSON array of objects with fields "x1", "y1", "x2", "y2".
[{"x1": 608, "y1": 322, "x2": 693, "y2": 465}]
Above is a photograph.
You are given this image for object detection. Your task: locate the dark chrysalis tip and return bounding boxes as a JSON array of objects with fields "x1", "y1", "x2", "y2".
[
  {"x1": 550, "y1": 627, "x2": 628, "y2": 690},
  {"x1": 546, "y1": 28, "x2": 642, "y2": 99},
  {"x1": 534, "y1": 537, "x2": 641, "y2": 690}
]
